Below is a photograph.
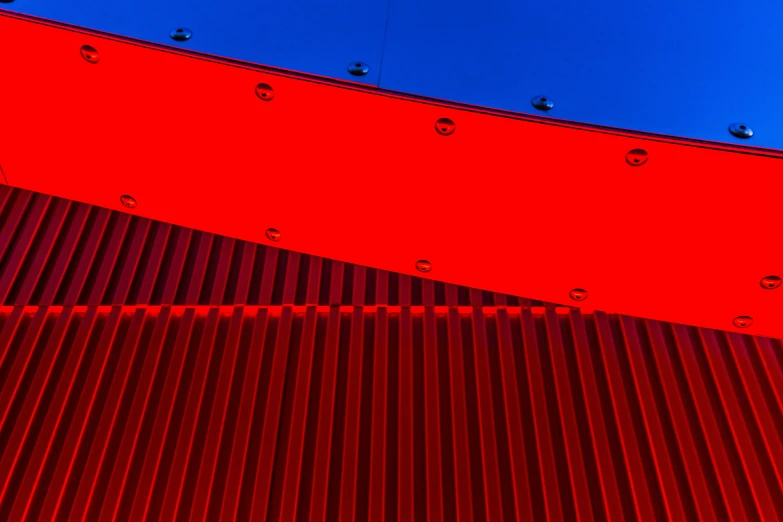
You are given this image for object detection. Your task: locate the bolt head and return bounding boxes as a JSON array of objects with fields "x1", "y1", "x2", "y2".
[
  {"x1": 626, "y1": 149, "x2": 649, "y2": 166},
  {"x1": 120, "y1": 195, "x2": 137, "y2": 209},
  {"x1": 265, "y1": 228, "x2": 281, "y2": 242},
  {"x1": 255, "y1": 83, "x2": 275, "y2": 101},
  {"x1": 760, "y1": 275, "x2": 782, "y2": 290},
  {"x1": 733, "y1": 316, "x2": 753, "y2": 328},
  {"x1": 415, "y1": 260, "x2": 432, "y2": 273},
  {"x1": 531, "y1": 95, "x2": 554, "y2": 111},
  {"x1": 80, "y1": 45, "x2": 100, "y2": 64},
  {"x1": 569, "y1": 288, "x2": 588, "y2": 301},
  {"x1": 170, "y1": 28, "x2": 193, "y2": 42},
  {"x1": 347, "y1": 62, "x2": 369, "y2": 76},
  {"x1": 435, "y1": 118, "x2": 455, "y2": 136},
  {"x1": 729, "y1": 123, "x2": 753, "y2": 139}
]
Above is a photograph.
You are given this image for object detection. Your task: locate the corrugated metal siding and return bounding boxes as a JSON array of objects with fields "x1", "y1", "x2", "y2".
[
  {"x1": 2, "y1": 184, "x2": 783, "y2": 521},
  {"x1": 1, "y1": 306, "x2": 782, "y2": 521},
  {"x1": 0, "y1": 186, "x2": 540, "y2": 308}
]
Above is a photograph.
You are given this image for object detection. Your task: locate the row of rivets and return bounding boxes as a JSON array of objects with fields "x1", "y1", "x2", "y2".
[
  {"x1": 436, "y1": 118, "x2": 650, "y2": 167},
  {"x1": 165, "y1": 28, "x2": 373, "y2": 79},
  {"x1": 530, "y1": 95, "x2": 753, "y2": 139},
  {"x1": 166, "y1": 27, "x2": 371, "y2": 78},
  {"x1": 74, "y1": 42, "x2": 755, "y2": 140},
  {"x1": 167, "y1": 27, "x2": 372, "y2": 80},
  {"x1": 118, "y1": 195, "x2": 780, "y2": 330},
  {"x1": 733, "y1": 276, "x2": 781, "y2": 328},
  {"x1": 80, "y1": 36, "x2": 371, "y2": 79}
]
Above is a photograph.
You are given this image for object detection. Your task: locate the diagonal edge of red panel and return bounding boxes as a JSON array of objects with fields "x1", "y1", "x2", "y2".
[
  {"x1": 0, "y1": 185, "x2": 552, "y2": 309},
  {"x1": 1, "y1": 13, "x2": 782, "y2": 338}
]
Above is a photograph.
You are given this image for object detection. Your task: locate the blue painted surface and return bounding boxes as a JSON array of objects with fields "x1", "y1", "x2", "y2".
[
  {"x1": 1, "y1": 0, "x2": 389, "y2": 85},
  {"x1": 379, "y1": 0, "x2": 783, "y2": 149},
  {"x1": 4, "y1": 0, "x2": 783, "y2": 148}
]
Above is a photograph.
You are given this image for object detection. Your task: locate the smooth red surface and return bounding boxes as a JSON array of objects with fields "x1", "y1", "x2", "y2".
[{"x1": 1, "y1": 14, "x2": 782, "y2": 338}]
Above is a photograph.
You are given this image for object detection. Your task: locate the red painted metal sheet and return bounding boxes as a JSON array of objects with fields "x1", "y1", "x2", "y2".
[
  {"x1": 0, "y1": 306, "x2": 781, "y2": 521},
  {"x1": 1, "y1": 13, "x2": 782, "y2": 339},
  {"x1": 0, "y1": 185, "x2": 535, "y2": 309}
]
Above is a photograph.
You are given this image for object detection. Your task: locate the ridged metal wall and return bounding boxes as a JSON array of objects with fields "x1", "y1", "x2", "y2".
[
  {"x1": 2, "y1": 307, "x2": 783, "y2": 521},
  {"x1": 0, "y1": 186, "x2": 538, "y2": 309},
  {"x1": 1, "y1": 185, "x2": 782, "y2": 521}
]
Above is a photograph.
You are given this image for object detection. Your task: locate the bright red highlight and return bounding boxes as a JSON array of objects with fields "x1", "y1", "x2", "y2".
[{"x1": 0, "y1": 13, "x2": 781, "y2": 338}]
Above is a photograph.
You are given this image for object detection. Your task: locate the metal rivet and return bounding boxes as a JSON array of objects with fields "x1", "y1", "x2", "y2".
[
  {"x1": 80, "y1": 45, "x2": 100, "y2": 64},
  {"x1": 415, "y1": 260, "x2": 432, "y2": 273},
  {"x1": 733, "y1": 316, "x2": 753, "y2": 328},
  {"x1": 120, "y1": 195, "x2": 137, "y2": 209},
  {"x1": 170, "y1": 28, "x2": 193, "y2": 42},
  {"x1": 760, "y1": 275, "x2": 782, "y2": 290},
  {"x1": 626, "y1": 149, "x2": 649, "y2": 166},
  {"x1": 729, "y1": 123, "x2": 753, "y2": 139},
  {"x1": 265, "y1": 228, "x2": 281, "y2": 242},
  {"x1": 435, "y1": 118, "x2": 455, "y2": 136},
  {"x1": 531, "y1": 95, "x2": 554, "y2": 111},
  {"x1": 255, "y1": 83, "x2": 275, "y2": 101},
  {"x1": 569, "y1": 288, "x2": 588, "y2": 301},
  {"x1": 347, "y1": 62, "x2": 369, "y2": 76}
]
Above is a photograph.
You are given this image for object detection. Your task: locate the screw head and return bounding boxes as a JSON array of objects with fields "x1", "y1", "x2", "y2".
[
  {"x1": 760, "y1": 275, "x2": 782, "y2": 290},
  {"x1": 729, "y1": 123, "x2": 753, "y2": 139},
  {"x1": 569, "y1": 288, "x2": 588, "y2": 301},
  {"x1": 435, "y1": 118, "x2": 455, "y2": 136},
  {"x1": 415, "y1": 260, "x2": 432, "y2": 273},
  {"x1": 733, "y1": 316, "x2": 753, "y2": 328},
  {"x1": 265, "y1": 228, "x2": 281, "y2": 242},
  {"x1": 80, "y1": 45, "x2": 100, "y2": 64},
  {"x1": 531, "y1": 95, "x2": 554, "y2": 111},
  {"x1": 255, "y1": 83, "x2": 275, "y2": 101},
  {"x1": 626, "y1": 149, "x2": 649, "y2": 166},
  {"x1": 170, "y1": 28, "x2": 193, "y2": 42},
  {"x1": 347, "y1": 62, "x2": 369, "y2": 76},
  {"x1": 120, "y1": 195, "x2": 137, "y2": 209}
]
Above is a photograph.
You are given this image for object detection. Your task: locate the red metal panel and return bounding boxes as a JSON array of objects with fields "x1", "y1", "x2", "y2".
[
  {"x1": 2, "y1": 14, "x2": 782, "y2": 338},
  {"x1": 0, "y1": 306, "x2": 781, "y2": 521},
  {"x1": 0, "y1": 186, "x2": 536, "y2": 309}
]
